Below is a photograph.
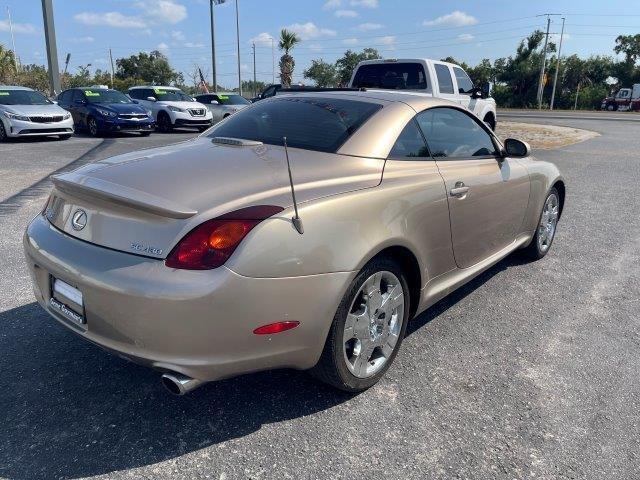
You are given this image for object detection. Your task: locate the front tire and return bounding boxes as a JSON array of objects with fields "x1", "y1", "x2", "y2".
[
  {"x1": 156, "y1": 111, "x2": 173, "y2": 133},
  {"x1": 310, "y1": 257, "x2": 410, "y2": 392},
  {"x1": 0, "y1": 121, "x2": 7, "y2": 142},
  {"x1": 521, "y1": 188, "x2": 560, "y2": 260}
]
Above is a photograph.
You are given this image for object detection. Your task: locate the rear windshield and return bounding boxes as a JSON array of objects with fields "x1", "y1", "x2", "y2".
[
  {"x1": 208, "y1": 96, "x2": 381, "y2": 153},
  {"x1": 84, "y1": 90, "x2": 132, "y2": 104},
  {"x1": 217, "y1": 94, "x2": 250, "y2": 105},
  {"x1": 351, "y1": 63, "x2": 428, "y2": 90},
  {"x1": 0, "y1": 90, "x2": 51, "y2": 105}
]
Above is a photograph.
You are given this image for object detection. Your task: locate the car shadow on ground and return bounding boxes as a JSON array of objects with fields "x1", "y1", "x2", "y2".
[{"x1": 0, "y1": 253, "x2": 530, "y2": 479}]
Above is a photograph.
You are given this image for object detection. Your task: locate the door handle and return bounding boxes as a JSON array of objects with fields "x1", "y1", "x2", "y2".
[{"x1": 450, "y1": 182, "x2": 469, "y2": 198}]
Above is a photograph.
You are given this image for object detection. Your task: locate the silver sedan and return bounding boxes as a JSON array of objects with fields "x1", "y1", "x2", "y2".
[{"x1": 195, "y1": 92, "x2": 250, "y2": 123}]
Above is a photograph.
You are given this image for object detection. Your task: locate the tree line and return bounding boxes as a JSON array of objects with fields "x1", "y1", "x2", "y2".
[{"x1": 1, "y1": 31, "x2": 639, "y2": 109}]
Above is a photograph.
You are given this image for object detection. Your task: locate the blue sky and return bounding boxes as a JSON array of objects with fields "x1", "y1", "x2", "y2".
[{"x1": 0, "y1": 0, "x2": 638, "y2": 89}]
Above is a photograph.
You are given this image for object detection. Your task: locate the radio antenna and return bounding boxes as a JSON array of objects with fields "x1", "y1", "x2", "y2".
[{"x1": 282, "y1": 137, "x2": 304, "y2": 234}]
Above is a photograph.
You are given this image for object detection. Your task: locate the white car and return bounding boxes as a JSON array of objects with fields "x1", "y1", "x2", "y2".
[
  {"x1": 127, "y1": 86, "x2": 213, "y2": 132},
  {"x1": 0, "y1": 86, "x2": 74, "y2": 141},
  {"x1": 194, "y1": 92, "x2": 250, "y2": 123},
  {"x1": 349, "y1": 58, "x2": 497, "y2": 130}
]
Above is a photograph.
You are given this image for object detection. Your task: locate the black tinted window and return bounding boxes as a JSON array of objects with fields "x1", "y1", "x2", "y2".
[
  {"x1": 352, "y1": 63, "x2": 428, "y2": 90},
  {"x1": 453, "y1": 67, "x2": 474, "y2": 94},
  {"x1": 435, "y1": 64, "x2": 454, "y2": 94},
  {"x1": 209, "y1": 97, "x2": 381, "y2": 153},
  {"x1": 389, "y1": 120, "x2": 430, "y2": 159},
  {"x1": 57, "y1": 91, "x2": 70, "y2": 104},
  {"x1": 128, "y1": 89, "x2": 141, "y2": 100},
  {"x1": 416, "y1": 108, "x2": 497, "y2": 159},
  {"x1": 71, "y1": 90, "x2": 84, "y2": 103}
]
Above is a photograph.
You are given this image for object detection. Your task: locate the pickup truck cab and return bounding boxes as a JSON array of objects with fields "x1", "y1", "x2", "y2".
[{"x1": 348, "y1": 58, "x2": 496, "y2": 130}]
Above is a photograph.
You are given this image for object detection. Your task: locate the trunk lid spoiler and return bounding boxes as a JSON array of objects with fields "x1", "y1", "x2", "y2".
[{"x1": 52, "y1": 173, "x2": 198, "y2": 219}]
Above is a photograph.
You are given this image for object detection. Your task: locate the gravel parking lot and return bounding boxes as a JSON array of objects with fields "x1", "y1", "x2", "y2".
[{"x1": 1, "y1": 117, "x2": 639, "y2": 479}]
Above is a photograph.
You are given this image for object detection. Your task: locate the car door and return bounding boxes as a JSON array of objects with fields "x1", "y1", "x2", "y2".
[
  {"x1": 382, "y1": 118, "x2": 457, "y2": 284},
  {"x1": 69, "y1": 90, "x2": 86, "y2": 126},
  {"x1": 416, "y1": 107, "x2": 530, "y2": 269},
  {"x1": 208, "y1": 95, "x2": 224, "y2": 122},
  {"x1": 452, "y1": 66, "x2": 480, "y2": 116},
  {"x1": 432, "y1": 63, "x2": 458, "y2": 104}
]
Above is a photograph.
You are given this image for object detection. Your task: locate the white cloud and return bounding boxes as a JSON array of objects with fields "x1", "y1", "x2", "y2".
[
  {"x1": 285, "y1": 22, "x2": 336, "y2": 40},
  {"x1": 249, "y1": 32, "x2": 274, "y2": 46},
  {"x1": 350, "y1": 0, "x2": 378, "y2": 7},
  {"x1": 171, "y1": 30, "x2": 186, "y2": 41},
  {"x1": 134, "y1": 0, "x2": 187, "y2": 24},
  {"x1": 184, "y1": 42, "x2": 205, "y2": 48},
  {"x1": 157, "y1": 42, "x2": 169, "y2": 50},
  {"x1": 458, "y1": 33, "x2": 474, "y2": 41},
  {"x1": 355, "y1": 22, "x2": 383, "y2": 31},
  {"x1": 550, "y1": 33, "x2": 571, "y2": 42},
  {"x1": 323, "y1": 0, "x2": 341, "y2": 9},
  {"x1": 74, "y1": 0, "x2": 187, "y2": 29},
  {"x1": 335, "y1": 9, "x2": 358, "y2": 18},
  {"x1": 74, "y1": 12, "x2": 147, "y2": 29},
  {"x1": 423, "y1": 10, "x2": 477, "y2": 27},
  {"x1": 308, "y1": 44, "x2": 323, "y2": 52},
  {"x1": 343, "y1": 38, "x2": 359, "y2": 46},
  {"x1": 0, "y1": 20, "x2": 38, "y2": 34},
  {"x1": 377, "y1": 35, "x2": 395, "y2": 45},
  {"x1": 69, "y1": 36, "x2": 95, "y2": 43}
]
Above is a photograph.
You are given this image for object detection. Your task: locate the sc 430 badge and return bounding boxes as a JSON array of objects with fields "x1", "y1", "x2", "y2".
[{"x1": 130, "y1": 242, "x2": 163, "y2": 256}]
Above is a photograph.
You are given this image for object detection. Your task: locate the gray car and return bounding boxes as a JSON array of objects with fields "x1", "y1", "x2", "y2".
[
  {"x1": 0, "y1": 86, "x2": 74, "y2": 141},
  {"x1": 195, "y1": 92, "x2": 250, "y2": 123}
]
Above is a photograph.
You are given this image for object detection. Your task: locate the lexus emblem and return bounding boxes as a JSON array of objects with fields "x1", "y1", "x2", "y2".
[{"x1": 71, "y1": 209, "x2": 87, "y2": 231}]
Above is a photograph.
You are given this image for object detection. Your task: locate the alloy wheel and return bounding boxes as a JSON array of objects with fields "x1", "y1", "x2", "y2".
[
  {"x1": 537, "y1": 193, "x2": 559, "y2": 253},
  {"x1": 343, "y1": 271, "x2": 405, "y2": 379}
]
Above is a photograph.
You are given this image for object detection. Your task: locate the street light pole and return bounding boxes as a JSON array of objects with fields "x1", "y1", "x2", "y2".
[
  {"x1": 209, "y1": 0, "x2": 217, "y2": 91},
  {"x1": 536, "y1": 15, "x2": 551, "y2": 109},
  {"x1": 252, "y1": 42, "x2": 256, "y2": 97},
  {"x1": 235, "y1": 0, "x2": 242, "y2": 95},
  {"x1": 549, "y1": 17, "x2": 565, "y2": 111},
  {"x1": 41, "y1": 0, "x2": 61, "y2": 95}
]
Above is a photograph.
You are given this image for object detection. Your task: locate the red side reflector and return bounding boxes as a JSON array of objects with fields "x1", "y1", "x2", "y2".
[{"x1": 253, "y1": 321, "x2": 300, "y2": 335}]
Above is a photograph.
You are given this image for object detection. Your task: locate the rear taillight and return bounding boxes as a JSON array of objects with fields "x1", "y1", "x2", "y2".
[{"x1": 165, "y1": 205, "x2": 283, "y2": 270}]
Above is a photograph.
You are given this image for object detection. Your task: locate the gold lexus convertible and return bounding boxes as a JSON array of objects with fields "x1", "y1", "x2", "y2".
[{"x1": 24, "y1": 91, "x2": 564, "y2": 394}]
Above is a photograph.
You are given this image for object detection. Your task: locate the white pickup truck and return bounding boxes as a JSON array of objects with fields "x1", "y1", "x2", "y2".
[{"x1": 348, "y1": 58, "x2": 497, "y2": 130}]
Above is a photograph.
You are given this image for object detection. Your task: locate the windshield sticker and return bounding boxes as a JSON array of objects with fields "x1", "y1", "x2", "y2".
[
  {"x1": 154, "y1": 88, "x2": 168, "y2": 95},
  {"x1": 85, "y1": 91, "x2": 100, "y2": 96},
  {"x1": 218, "y1": 95, "x2": 229, "y2": 100},
  {"x1": 0, "y1": 92, "x2": 10, "y2": 96}
]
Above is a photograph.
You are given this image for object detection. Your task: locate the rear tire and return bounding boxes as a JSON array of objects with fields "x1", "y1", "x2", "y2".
[
  {"x1": 521, "y1": 187, "x2": 560, "y2": 260},
  {"x1": 156, "y1": 111, "x2": 173, "y2": 133},
  {"x1": 483, "y1": 114, "x2": 496, "y2": 131},
  {"x1": 310, "y1": 257, "x2": 410, "y2": 392}
]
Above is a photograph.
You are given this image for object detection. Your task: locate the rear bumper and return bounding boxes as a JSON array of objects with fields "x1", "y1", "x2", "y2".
[{"x1": 23, "y1": 214, "x2": 351, "y2": 382}]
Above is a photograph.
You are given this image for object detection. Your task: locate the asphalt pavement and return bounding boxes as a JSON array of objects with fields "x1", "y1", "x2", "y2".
[{"x1": 0, "y1": 116, "x2": 639, "y2": 480}]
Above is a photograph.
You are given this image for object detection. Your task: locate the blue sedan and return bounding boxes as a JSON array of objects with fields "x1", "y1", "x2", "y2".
[{"x1": 57, "y1": 87, "x2": 155, "y2": 137}]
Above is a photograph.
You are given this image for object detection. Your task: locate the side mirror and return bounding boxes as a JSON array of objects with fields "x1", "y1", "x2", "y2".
[
  {"x1": 480, "y1": 82, "x2": 491, "y2": 99},
  {"x1": 146, "y1": 96, "x2": 157, "y2": 102},
  {"x1": 210, "y1": 100, "x2": 219, "y2": 105},
  {"x1": 504, "y1": 138, "x2": 531, "y2": 158},
  {"x1": 470, "y1": 87, "x2": 482, "y2": 99}
]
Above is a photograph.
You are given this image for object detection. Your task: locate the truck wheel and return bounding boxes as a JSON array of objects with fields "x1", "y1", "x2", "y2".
[{"x1": 483, "y1": 114, "x2": 496, "y2": 131}]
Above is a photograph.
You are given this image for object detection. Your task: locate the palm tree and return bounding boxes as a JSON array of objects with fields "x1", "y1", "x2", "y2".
[{"x1": 278, "y1": 29, "x2": 300, "y2": 88}]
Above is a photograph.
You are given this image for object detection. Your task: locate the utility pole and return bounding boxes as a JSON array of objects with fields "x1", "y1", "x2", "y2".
[
  {"x1": 6, "y1": 6, "x2": 19, "y2": 72},
  {"x1": 549, "y1": 17, "x2": 565, "y2": 110},
  {"x1": 109, "y1": 48, "x2": 115, "y2": 88},
  {"x1": 63, "y1": 53, "x2": 70, "y2": 75},
  {"x1": 536, "y1": 15, "x2": 551, "y2": 109},
  {"x1": 209, "y1": 1, "x2": 216, "y2": 91},
  {"x1": 252, "y1": 42, "x2": 256, "y2": 97},
  {"x1": 41, "y1": 0, "x2": 61, "y2": 95},
  {"x1": 235, "y1": 0, "x2": 242, "y2": 95},
  {"x1": 271, "y1": 37, "x2": 275, "y2": 85}
]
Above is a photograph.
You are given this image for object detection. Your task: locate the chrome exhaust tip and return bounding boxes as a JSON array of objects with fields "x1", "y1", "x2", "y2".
[{"x1": 161, "y1": 372, "x2": 204, "y2": 395}]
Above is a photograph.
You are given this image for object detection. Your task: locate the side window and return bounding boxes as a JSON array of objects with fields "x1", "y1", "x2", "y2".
[
  {"x1": 416, "y1": 107, "x2": 497, "y2": 159},
  {"x1": 71, "y1": 90, "x2": 84, "y2": 103},
  {"x1": 128, "y1": 89, "x2": 140, "y2": 100},
  {"x1": 57, "y1": 91, "x2": 69, "y2": 104},
  {"x1": 453, "y1": 67, "x2": 474, "y2": 94},
  {"x1": 434, "y1": 64, "x2": 454, "y2": 94},
  {"x1": 388, "y1": 120, "x2": 430, "y2": 159}
]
